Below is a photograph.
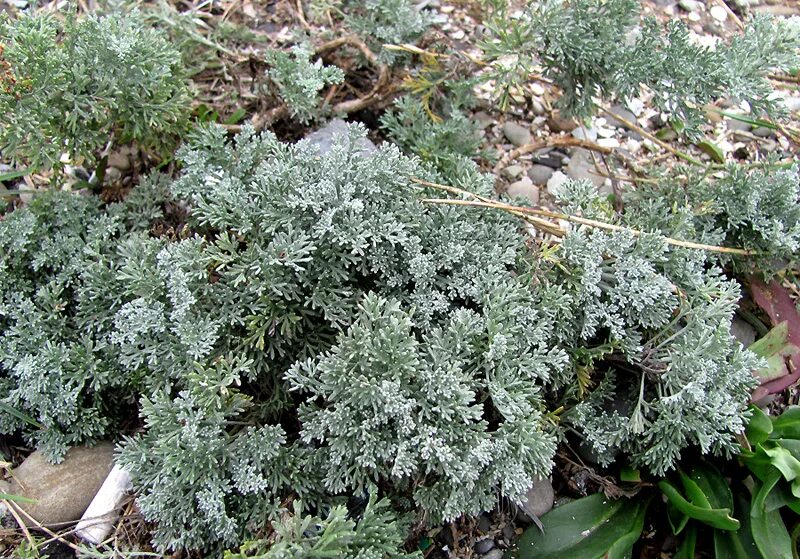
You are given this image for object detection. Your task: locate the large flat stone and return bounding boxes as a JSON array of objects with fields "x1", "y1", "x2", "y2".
[{"x1": 8, "y1": 442, "x2": 115, "y2": 526}]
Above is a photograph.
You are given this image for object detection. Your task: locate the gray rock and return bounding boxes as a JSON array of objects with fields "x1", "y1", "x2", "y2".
[
  {"x1": 727, "y1": 118, "x2": 751, "y2": 133},
  {"x1": 474, "y1": 538, "x2": 495, "y2": 554},
  {"x1": 731, "y1": 316, "x2": 757, "y2": 347},
  {"x1": 477, "y1": 513, "x2": 492, "y2": 532},
  {"x1": 106, "y1": 152, "x2": 131, "y2": 172},
  {"x1": 483, "y1": 551, "x2": 504, "y2": 559},
  {"x1": 547, "y1": 112, "x2": 578, "y2": 133},
  {"x1": 546, "y1": 171, "x2": 570, "y2": 197},
  {"x1": 571, "y1": 127, "x2": 598, "y2": 142},
  {"x1": 761, "y1": 139, "x2": 779, "y2": 153},
  {"x1": 657, "y1": 128, "x2": 679, "y2": 142},
  {"x1": 709, "y1": 4, "x2": 727, "y2": 21},
  {"x1": 503, "y1": 122, "x2": 532, "y2": 147},
  {"x1": 518, "y1": 478, "x2": 555, "y2": 519},
  {"x1": 8, "y1": 443, "x2": 115, "y2": 526},
  {"x1": 679, "y1": 0, "x2": 701, "y2": 11},
  {"x1": 605, "y1": 105, "x2": 638, "y2": 129},
  {"x1": 503, "y1": 164, "x2": 524, "y2": 180},
  {"x1": 0, "y1": 479, "x2": 10, "y2": 518},
  {"x1": 473, "y1": 111, "x2": 494, "y2": 130},
  {"x1": 532, "y1": 151, "x2": 566, "y2": 169},
  {"x1": 501, "y1": 523, "x2": 515, "y2": 541},
  {"x1": 507, "y1": 177, "x2": 539, "y2": 205},
  {"x1": 305, "y1": 119, "x2": 376, "y2": 156},
  {"x1": 752, "y1": 126, "x2": 775, "y2": 138},
  {"x1": 783, "y1": 96, "x2": 800, "y2": 113},
  {"x1": 566, "y1": 148, "x2": 604, "y2": 187},
  {"x1": 527, "y1": 164, "x2": 554, "y2": 185}
]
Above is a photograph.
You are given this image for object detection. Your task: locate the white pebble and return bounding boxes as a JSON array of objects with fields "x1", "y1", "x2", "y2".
[
  {"x1": 597, "y1": 138, "x2": 621, "y2": 148},
  {"x1": 546, "y1": 171, "x2": 569, "y2": 197},
  {"x1": 688, "y1": 11, "x2": 702, "y2": 21},
  {"x1": 710, "y1": 5, "x2": 728, "y2": 21}
]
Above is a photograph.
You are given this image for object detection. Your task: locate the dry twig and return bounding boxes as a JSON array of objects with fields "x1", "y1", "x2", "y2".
[{"x1": 412, "y1": 177, "x2": 755, "y2": 255}]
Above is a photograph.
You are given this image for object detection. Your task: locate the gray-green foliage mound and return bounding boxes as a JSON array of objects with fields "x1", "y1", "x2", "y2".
[
  {"x1": 0, "y1": 124, "x2": 778, "y2": 552},
  {"x1": 0, "y1": 10, "x2": 190, "y2": 170}
]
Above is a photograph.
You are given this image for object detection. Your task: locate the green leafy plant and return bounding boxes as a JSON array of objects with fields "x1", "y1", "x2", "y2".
[
  {"x1": 264, "y1": 43, "x2": 345, "y2": 124},
  {"x1": 311, "y1": 0, "x2": 431, "y2": 64},
  {"x1": 224, "y1": 491, "x2": 419, "y2": 559},
  {"x1": 516, "y1": 493, "x2": 649, "y2": 559},
  {"x1": 0, "y1": 10, "x2": 190, "y2": 171},
  {"x1": 481, "y1": 0, "x2": 800, "y2": 134}
]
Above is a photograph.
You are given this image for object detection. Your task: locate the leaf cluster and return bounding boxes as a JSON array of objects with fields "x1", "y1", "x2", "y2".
[
  {"x1": 264, "y1": 43, "x2": 345, "y2": 124},
  {"x1": 482, "y1": 0, "x2": 800, "y2": 135},
  {"x1": 0, "y1": 10, "x2": 190, "y2": 171}
]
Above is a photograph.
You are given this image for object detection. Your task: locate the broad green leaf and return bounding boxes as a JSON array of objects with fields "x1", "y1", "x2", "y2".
[
  {"x1": 714, "y1": 490, "x2": 761, "y2": 559},
  {"x1": 695, "y1": 139, "x2": 725, "y2": 163},
  {"x1": 750, "y1": 323, "x2": 800, "y2": 384},
  {"x1": 751, "y1": 475, "x2": 794, "y2": 559},
  {"x1": 761, "y1": 443, "x2": 800, "y2": 496},
  {"x1": 772, "y1": 406, "x2": 800, "y2": 439},
  {"x1": 746, "y1": 405, "x2": 774, "y2": 445},
  {"x1": 517, "y1": 493, "x2": 648, "y2": 559},
  {"x1": 763, "y1": 480, "x2": 800, "y2": 514},
  {"x1": 688, "y1": 463, "x2": 733, "y2": 510},
  {"x1": 742, "y1": 447, "x2": 776, "y2": 481},
  {"x1": 673, "y1": 524, "x2": 697, "y2": 559},
  {"x1": 667, "y1": 498, "x2": 690, "y2": 535},
  {"x1": 752, "y1": 470, "x2": 782, "y2": 519},
  {"x1": 680, "y1": 470, "x2": 714, "y2": 509},
  {"x1": 658, "y1": 479, "x2": 740, "y2": 531},
  {"x1": 224, "y1": 108, "x2": 247, "y2": 125}
]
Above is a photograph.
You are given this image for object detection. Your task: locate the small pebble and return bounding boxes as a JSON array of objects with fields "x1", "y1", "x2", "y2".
[
  {"x1": 483, "y1": 551, "x2": 504, "y2": 559},
  {"x1": 503, "y1": 122, "x2": 532, "y2": 147},
  {"x1": 473, "y1": 111, "x2": 494, "y2": 130},
  {"x1": 566, "y1": 148, "x2": 604, "y2": 187},
  {"x1": 527, "y1": 164, "x2": 555, "y2": 185},
  {"x1": 532, "y1": 153, "x2": 564, "y2": 169},
  {"x1": 727, "y1": 119, "x2": 751, "y2": 133},
  {"x1": 450, "y1": 29, "x2": 465, "y2": 40},
  {"x1": 546, "y1": 171, "x2": 569, "y2": 197},
  {"x1": 503, "y1": 164, "x2": 524, "y2": 179},
  {"x1": 571, "y1": 127, "x2": 598, "y2": 141},
  {"x1": 752, "y1": 126, "x2": 775, "y2": 138},
  {"x1": 547, "y1": 112, "x2": 578, "y2": 133},
  {"x1": 709, "y1": 5, "x2": 728, "y2": 21},
  {"x1": 518, "y1": 478, "x2": 555, "y2": 519},
  {"x1": 687, "y1": 11, "x2": 702, "y2": 21},
  {"x1": 107, "y1": 152, "x2": 131, "y2": 171},
  {"x1": 605, "y1": 104, "x2": 638, "y2": 129},
  {"x1": 597, "y1": 138, "x2": 620, "y2": 149},
  {"x1": 784, "y1": 96, "x2": 800, "y2": 113},
  {"x1": 679, "y1": 0, "x2": 701, "y2": 11},
  {"x1": 477, "y1": 514, "x2": 492, "y2": 532},
  {"x1": 502, "y1": 524, "x2": 515, "y2": 541},
  {"x1": 474, "y1": 538, "x2": 495, "y2": 554},
  {"x1": 507, "y1": 176, "x2": 540, "y2": 204}
]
